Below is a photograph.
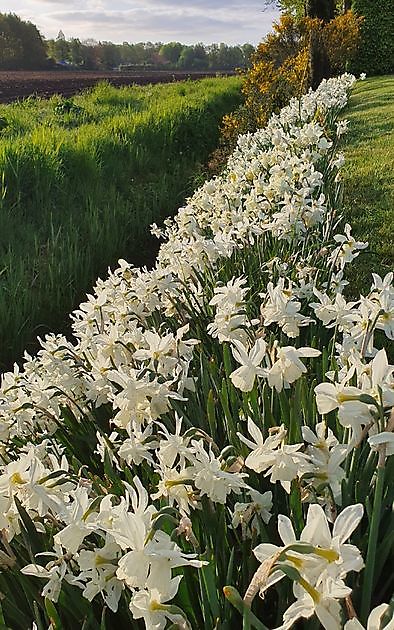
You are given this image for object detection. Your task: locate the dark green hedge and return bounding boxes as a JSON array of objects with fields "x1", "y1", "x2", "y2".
[{"x1": 351, "y1": 0, "x2": 394, "y2": 75}]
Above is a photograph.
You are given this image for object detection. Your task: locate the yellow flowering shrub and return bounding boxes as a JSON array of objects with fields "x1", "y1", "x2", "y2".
[
  {"x1": 236, "y1": 15, "x2": 314, "y2": 131},
  {"x1": 323, "y1": 11, "x2": 364, "y2": 75},
  {"x1": 208, "y1": 11, "x2": 362, "y2": 174}
]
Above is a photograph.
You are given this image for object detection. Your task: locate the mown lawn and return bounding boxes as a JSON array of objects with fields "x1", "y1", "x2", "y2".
[{"x1": 342, "y1": 75, "x2": 394, "y2": 294}]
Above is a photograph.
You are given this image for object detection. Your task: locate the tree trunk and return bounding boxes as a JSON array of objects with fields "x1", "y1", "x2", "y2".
[
  {"x1": 307, "y1": 0, "x2": 334, "y2": 89},
  {"x1": 307, "y1": 0, "x2": 335, "y2": 20},
  {"x1": 309, "y1": 28, "x2": 330, "y2": 89}
]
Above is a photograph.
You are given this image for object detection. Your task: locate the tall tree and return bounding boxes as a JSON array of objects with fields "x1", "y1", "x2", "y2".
[
  {"x1": 97, "y1": 42, "x2": 121, "y2": 69},
  {"x1": 159, "y1": 42, "x2": 183, "y2": 66},
  {"x1": 69, "y1": 38, "x2": 84, "y2": 66},
  {"x1": 0, "y1": 13, "x2": 47, "y2": 69},
  {"x1": 52, "y1": 29, "x2": 69, "y2": 62},
  {"x1": 241, "y1": 44, "x2": 255, "y2": 67}
]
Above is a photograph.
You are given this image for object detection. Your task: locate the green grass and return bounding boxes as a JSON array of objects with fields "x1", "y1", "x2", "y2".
[
  {"x1": 0, "y1": 77, "x2": 242, "y2": 369},
  {"x1": 342, "y1": 75, "x2": 394, "y2": 295}
]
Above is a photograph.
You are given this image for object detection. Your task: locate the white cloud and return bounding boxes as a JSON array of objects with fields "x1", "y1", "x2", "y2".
[{"x1": 1, "y1": 0, "x2": 279, "y2": 44}]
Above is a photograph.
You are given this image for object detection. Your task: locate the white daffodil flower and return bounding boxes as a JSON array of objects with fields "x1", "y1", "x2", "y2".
[
  {"x1": 117, "y1": 529, "x2": 203, "y2": 592},
  {"x1": 368, "y1": 432, "x2": 394, "y2": 457},
  {"x1": 300, "y1": 503, "x2": 365, "y2": 579},
  {"x1": 151, "y1": 463, "x2": 197, "y2": 515},
  {"x1": 302, "y1": 422, "x2": 348, "y2": 499},
  {"x1": 345, "y1": 604, "x2": 394, "y2": 630},
  {"x1": 260, "y1": 278, "x2": 312, "y2": 338},
  {"x1": 268, "y1": 346, "x2": 321, "y2": 392},
  {"x1": 314, "y1": 382, "x2": 363, "y2": 415},
  {"x1": 209, "y1": 276, "x2": 249, "y2": 309},
  {"x1": 230, "y1": 338, "x2": 267, "y2": 391},
  {"x1": 314, "y1": 381, "x2": 373, "y2": 444},
  {"x1": 191, "y1": 439, "x2": 249, "y2": 503},
  {"x1": 133, "y1": 330, "x2": 177, "y2": 373},
  {"x1": 117, "y1": 423, "x2": 157, "y2": 467},
  {"x1": 239, "y1": 415, "x2": 311, "y2": 494},
  {"x1": 336, "y1": 119, "x2": 349, "y2": 137},
  {"x1": 273, "y1": 590, "x2": 342, "y2": 630},
  {"x1": 252, "y1": 503, "x2": 364, "y2": 629},
  {"x1": 73, "y1": 539, "x2": 123, "y2": 612},
  {"x1": 155, "y1": 413, "x2": 193, "y2": 468},
  {"x1": 332, "y1": 223, "x2": 368, "y2": 267},
  {"x1": 232, "y1": 489, "x2": 273, "y2": 538},
  {"x1": 207, "y1": 310, "x2": 249, "y2": 344},
  {"x1": 128, "y1": 578, "x2": 185, "y2": 630},
  {"x1": 252, "y1": 513, "x2": 302, "y2": 595},
  {"x1": 310, "y1": 291, "x2": 358, "y2": 332},
  {"x1": 238, "y1": 419, "x2": 286, "y2": 473},
  {"x1": 54, "y1": 487, "x2": 95, "y2": 555},
  {"x1": 21, "y1": 545, "x2": 69, "y2": 603},
  {"x1": 208, "y1": 279, "x2": 250, "y2": 344},
  {"x1": 366, "y1": 349, "x2": 394, "y2": 408}
]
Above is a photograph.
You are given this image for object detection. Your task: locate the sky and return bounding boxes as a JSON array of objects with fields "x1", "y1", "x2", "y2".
[{"x1": 3, "y1": 0, "x2": 281, "y2": 45}]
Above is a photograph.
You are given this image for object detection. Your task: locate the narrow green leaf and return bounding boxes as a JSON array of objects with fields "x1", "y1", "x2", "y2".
[
  {"x1": 45, "y1": 598, "x2": 63, "y2": 630},
  {"x1": 207, "y1": 389, "x2": 217, "y2": 439},
  {"x1": 33, "y1": 601, "x2": 46, "y2": 630},
  {"x1": 223, "y1": 343, "x2": 233, "y2": 378},
  {"x1": 14, "y1": 496, "x2": 42, "y2": 557},
  {"x1": 289, "y1": 480, "x2": 304, "y2": 536},
  {"x1": 200, "y1": 559, "x2": 221, "y2": 621},
  {"x1": 0, "y1": 600, "x2": 8, "y2": 630}
]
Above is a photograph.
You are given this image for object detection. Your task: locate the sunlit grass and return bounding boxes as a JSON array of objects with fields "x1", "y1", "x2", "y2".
[
  {"x1": 342, "y1": 75, "x2": 394, "y2": 294},
  {"x1": 0, "y1": 77, "x2": 242, "y2": 370}
]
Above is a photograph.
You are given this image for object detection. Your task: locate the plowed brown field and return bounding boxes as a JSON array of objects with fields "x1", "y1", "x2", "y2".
[{"x1": 0, "y1": 70, "x2": 233, "y2": 103}]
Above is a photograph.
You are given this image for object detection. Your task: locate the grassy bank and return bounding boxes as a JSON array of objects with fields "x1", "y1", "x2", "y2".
[
  {"x1": 0, "y1": 76, "x2": 242, "y2": 369},
  {"x1": 342, "y1": 75, "x2": 394, "y2": 294}
]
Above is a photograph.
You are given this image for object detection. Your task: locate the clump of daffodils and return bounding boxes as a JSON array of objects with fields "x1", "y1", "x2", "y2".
[{"x1": 0, "y1": 73, "x2": 393, "y2": 629}]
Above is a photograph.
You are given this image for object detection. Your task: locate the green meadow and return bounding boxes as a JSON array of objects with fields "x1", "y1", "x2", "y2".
[{"x1": 0, "y1": 76, "x2": 242, "y2": 368}]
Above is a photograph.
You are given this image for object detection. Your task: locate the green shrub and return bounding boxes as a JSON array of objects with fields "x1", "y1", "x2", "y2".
[{"x1": 351, "y1": 0, "x2": 394, "y2": 75}]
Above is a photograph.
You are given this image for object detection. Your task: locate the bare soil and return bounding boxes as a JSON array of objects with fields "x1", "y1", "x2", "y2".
[{"x1": 0, "y1": 70, "x2": 233, "y2": 104}]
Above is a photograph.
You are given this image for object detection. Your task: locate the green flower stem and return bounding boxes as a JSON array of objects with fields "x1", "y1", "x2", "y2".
[
  {"x1": 223, "y1": 587, "x2": 269, "y2": 630},
  {"x1": 360, "y1": 450, "x2": 386, "y2": 624}
]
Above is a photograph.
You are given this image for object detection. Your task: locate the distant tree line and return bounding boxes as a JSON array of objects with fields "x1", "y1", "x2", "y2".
[
  {"x1": 46, "y1": 31, "x2": 254, "y2": 70},
  {"x1": 47, "y1": 32, "x2": 255, "y2": 71},
  {"x1": 2, "y1": 5, "x2": 391, "y2": 76},
  {"x1": 0, "y1": 13, "x2": 255, "y2": 71}
]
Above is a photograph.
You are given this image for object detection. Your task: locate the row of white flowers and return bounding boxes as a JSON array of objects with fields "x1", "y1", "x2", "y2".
[{"x1": 0, "y1": 73, "x2": 392, "y2": 629}]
